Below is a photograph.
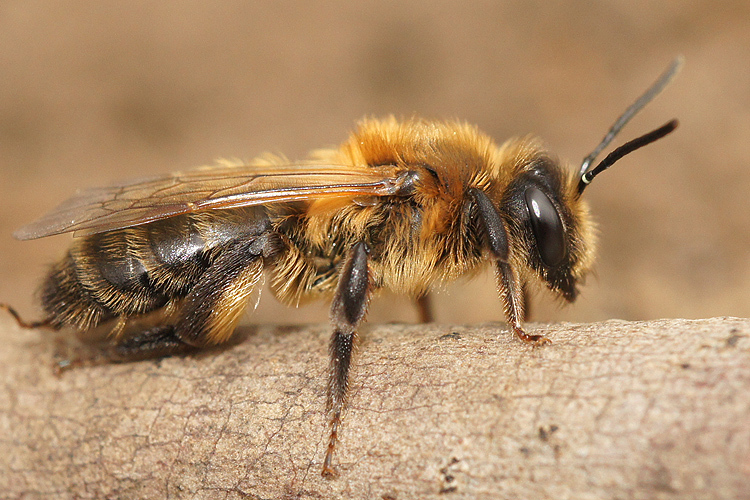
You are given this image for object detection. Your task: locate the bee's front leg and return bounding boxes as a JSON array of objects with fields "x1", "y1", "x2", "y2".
[
  {"x1": 322, "y1": 241, "x2": 372, "y2": 478},
  {"x1": 469, "y1": 188, "x2": 549, "y2": 345}
]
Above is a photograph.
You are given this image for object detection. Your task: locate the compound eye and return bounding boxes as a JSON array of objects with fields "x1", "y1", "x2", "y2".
[{"x1": 524, "y1": 186, "x2": 566, "y2": 267}]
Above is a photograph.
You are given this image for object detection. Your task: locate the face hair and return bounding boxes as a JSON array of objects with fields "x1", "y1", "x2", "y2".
[{"x1": 577, "y1": 56, "x2": 683, "y2": 192}]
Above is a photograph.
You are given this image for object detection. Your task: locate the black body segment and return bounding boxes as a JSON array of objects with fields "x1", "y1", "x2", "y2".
[{"x1": 39, "y1": 207, "x2": 273, "y2": 345}]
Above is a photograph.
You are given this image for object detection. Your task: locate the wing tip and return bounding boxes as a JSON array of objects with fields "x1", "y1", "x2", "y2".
[
  {"x1": 13, "y1": 231, "x2": 33, "y2": 241},
  {"x1": 12, "y1": 221, "x2": 72, "y2": 240},
  {"x1": 13, "y1": 226, "x2": 46, "y2": 241}
]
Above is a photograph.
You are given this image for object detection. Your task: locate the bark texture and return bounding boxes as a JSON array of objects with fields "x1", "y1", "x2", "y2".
[{"x1": 1, "y1": 317, "x2": 749, "y2": 500}]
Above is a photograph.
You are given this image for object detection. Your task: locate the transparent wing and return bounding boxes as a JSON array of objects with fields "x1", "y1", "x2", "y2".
[{"x1": 14, "y1": 162, "x2": 406, "y2": 240}]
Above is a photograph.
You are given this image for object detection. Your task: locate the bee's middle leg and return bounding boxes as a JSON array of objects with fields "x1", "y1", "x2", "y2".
[
  {"x1": 112, "y1": 242, "x2": 266, "y2": 361},
  {"x1": 322, "y1": 241, "x2": 372, "y2": 478},
  {"x1": 415, "y1": 293, "x2": 434, "y2": 323}
]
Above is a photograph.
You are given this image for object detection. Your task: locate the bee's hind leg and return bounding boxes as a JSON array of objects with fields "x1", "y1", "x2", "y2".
[
  {"x1": 110, "y1": 325, "x2": 198, "y2": 361},
  {"x1": 112, "y1": 241, "x2": 266, "y2": 362},
  {"x1": 0, "y1": 303, "x2": 54, "y2": 329}
]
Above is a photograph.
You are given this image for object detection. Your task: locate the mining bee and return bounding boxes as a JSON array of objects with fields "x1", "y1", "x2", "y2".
[{"x1": 1, "y1": 58, "x2": 680, "y2": 477}]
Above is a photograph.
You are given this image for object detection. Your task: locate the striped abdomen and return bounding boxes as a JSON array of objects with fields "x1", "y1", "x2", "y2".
[{"x1": 40, "y1": 207, "x2": 271, "y2": 331}]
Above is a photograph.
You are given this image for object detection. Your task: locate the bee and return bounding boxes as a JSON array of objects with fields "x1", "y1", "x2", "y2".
[{"x1": 2, "y1": 58, "x2": 680, "y2": 477}]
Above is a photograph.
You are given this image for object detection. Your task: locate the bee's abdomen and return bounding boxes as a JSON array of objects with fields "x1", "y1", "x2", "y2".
[
  {"x1": 40, "y1": 251, "x2": 116, "y2": 330},
  {"x1": 41, "y1": 228, "x2": 190, "y2": 331},
  {"x1": 41, "y1": 208, "x2": 272, "y2": 331}
]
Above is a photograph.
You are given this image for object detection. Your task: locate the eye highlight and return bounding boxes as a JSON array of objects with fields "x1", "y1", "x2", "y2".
[{"x1": 524, "y1": 186, "x2": 566, "y2": 267}]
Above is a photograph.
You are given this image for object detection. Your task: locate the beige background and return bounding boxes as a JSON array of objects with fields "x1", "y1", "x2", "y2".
[{"x1": 1, "y1": 1, "x2": 748, "y2": 327}]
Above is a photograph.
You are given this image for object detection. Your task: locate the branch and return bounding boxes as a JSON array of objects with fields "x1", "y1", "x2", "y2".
[{"x1": 1, "y1": 317, "x2": 748, "y2": 499}]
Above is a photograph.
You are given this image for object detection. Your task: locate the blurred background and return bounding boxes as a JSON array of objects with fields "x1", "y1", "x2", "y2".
[{"x1": 0, "y1": 1, "x2": 748, "y2": 327}]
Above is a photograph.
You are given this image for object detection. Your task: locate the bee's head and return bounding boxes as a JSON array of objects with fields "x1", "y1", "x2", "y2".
[
  {"x1": 499, "y1": 154, "x2": 593, "y2": 302},
  {"x1": 499, "y1": 114, "x2": 676, "y2": 303},
  {"x1": 496, "y1": 74, "x2": 679, "y2": 302},
  {"x1": 511, "y1": 58, "x2": 682, "y2": 301}
]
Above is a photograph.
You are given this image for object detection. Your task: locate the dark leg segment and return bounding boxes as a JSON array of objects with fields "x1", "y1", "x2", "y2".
[
  {"x1": 496, "y1": 262, "x2": 549, "y2": 344},
  {"x1": 111, "y1": 240, "x2": 266, "y2": 361},
  {"x1": 323, "y1": 241, "x2": 372, "y2": 478},
  {"x1": 470, "y1": 188, "x2": 548, "y2": 344},
  {"x1": 415, "y1": 293, "x2": 434, "y2": 323},
  {"x1": 0, "y1": 303, "x2": 53, "y2": 329},
  {"x1": 522, "y1": 283, "x2": 532, "y2": 322},
  {"x1": 111, "y1": 326, "x2": 197, "y2": 361}
]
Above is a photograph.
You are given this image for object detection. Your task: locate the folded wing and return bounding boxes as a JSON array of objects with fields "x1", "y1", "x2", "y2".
[{"x1": 14, "y1": 162, "x2": 404, "y2": 240}]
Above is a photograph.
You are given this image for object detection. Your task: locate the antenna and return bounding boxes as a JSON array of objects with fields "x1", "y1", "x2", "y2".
[
  {"x1": 577, "y1": 57, "x2": 682, "y2": 194},
  {"x1": 577, "y1": 119, "x2": 678, "y2": 194}
]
